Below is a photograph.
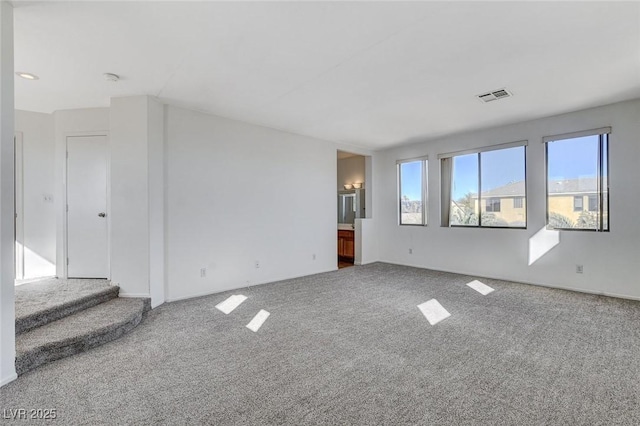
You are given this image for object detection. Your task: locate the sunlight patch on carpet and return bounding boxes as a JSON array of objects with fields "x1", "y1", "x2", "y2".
[
  {"x1": 466, "y1": 280, "x2": 494, "y2": 295},
  {"x1": 246, "y1": 310, "x2": 270, "y2": 332},
  {"x1": 417, "y1": 299, "x2": 450, "y2": 325},
  {"x1": 215, "y1": 295, "x2": 247, "y2": 314}
]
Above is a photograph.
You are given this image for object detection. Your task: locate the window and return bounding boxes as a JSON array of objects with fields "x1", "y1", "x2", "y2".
[
  {"x1": 398, "y1": 158, "x2": 427, "y2": 225},
  {"x1": 573, "y1": 196, "x2": 583, "y2": 212},
  {"x1": 450, "y1": 154, "x2": 478, "y2": 226},
  {"x1": 545, "y1": 128, "x2": 609, "y2": 231},
  {"x1": 440, "y1": 142, "x2": 527, "y2": 228},
  {"x1": 513, "y1": 197, "x2": 524, "y2": 208},
  {"x1": 486, "y1": 198, "x2": 501, "y2": 212}
]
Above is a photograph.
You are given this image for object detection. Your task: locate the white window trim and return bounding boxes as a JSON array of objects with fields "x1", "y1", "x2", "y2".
[
  {"x1": 440, "y1": 141, "x2": 528, "y2": 229},
  {"x1": 397, "y1": 156, "x2": 428, "y2": 226},
  {"x1": 396, "y1": 155, "x2": 429, "y2": 165},
  {"x1": 544, "y1": 129, "x2": 610, "y2": 232},
  {"x1": 438, "y1": 140, "x2": 527, "y2": 160},
  {"x1": 542, "y1": 127, "x2": 611, "y2": 143}
]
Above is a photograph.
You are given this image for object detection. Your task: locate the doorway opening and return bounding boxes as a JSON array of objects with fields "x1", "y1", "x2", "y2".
[
  {"x1": 337, "y1": 150, "x2": 366, "y2": 269},
  {"x1": 14, "y1": 130, "x2": 57, "y2": 285}
]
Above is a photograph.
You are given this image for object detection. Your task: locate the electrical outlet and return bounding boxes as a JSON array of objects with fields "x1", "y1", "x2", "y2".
[
  {"x1": 576, "y1": 265, "x2": 583, "y2": 274},
  {"x1": 312, "y1": 254, "x2": 316, "y2": 260},
  {"x1": 200, "y1": 268, "x2": 207, "y2": 278},
  {"x1": 255, "y1": 261, "x2": 260, "y2": 269},
  {"x1": 408, "y1": 248, "x2": 413, "y2": 254}
]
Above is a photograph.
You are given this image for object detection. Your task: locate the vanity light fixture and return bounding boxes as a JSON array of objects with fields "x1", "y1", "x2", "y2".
[
  {"x1": 16, "y1": 72, "x2": 39, "y2": 80},
  {"x1": 352, "y1": 183, "x2": 362, "y2": 189},
  {"x1": 343, "y1": 184, "x2": 353, "y2": 190}
]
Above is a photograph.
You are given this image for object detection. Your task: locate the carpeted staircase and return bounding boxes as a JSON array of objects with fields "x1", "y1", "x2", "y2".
[{"x1": 15, "y1": 279, "x2": 150, "y2": 375}]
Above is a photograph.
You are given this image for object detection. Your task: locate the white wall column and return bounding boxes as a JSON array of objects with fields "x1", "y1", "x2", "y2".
[
  {"x1": 0, "y1": 0, "x2": 16, "y2": 386},
  {"x1": 109, "y1": 96, "x2": 164, "y2": 306},
  {"x1": 364, "y1": 155, "x2": 373, "y2": 218},
  {"x1": 147, "y1": 100, "x2": 165, "y2": 307}
]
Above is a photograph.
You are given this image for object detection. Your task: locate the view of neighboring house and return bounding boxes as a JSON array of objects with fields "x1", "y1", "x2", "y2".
[{"x1": 449, "y1": 177, "x2": 607, "y2": 229}]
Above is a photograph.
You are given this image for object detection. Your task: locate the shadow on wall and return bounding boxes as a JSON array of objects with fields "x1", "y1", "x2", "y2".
[{"x1": 528, "y1": 227, "x2": 560, "y2": 266}]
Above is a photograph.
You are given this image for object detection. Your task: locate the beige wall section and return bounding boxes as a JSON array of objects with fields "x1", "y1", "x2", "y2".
[
  {"x1": 479, "y1": 196, "x2": 527, "y2": 225},
  {"x1": 548, "y1": 194, "x2": 597, "y2": 223},
  {"x1": 337, "y1": 155, "x2": 365, "y2": 191},
  {"x1": 475, "y1": 194, "x2": 594, "y2": 226}
]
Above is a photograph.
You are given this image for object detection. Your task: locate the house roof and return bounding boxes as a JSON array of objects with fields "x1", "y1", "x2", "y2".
[{"x1": 479, "y1": 177, "x2": 599, "y2": 198}]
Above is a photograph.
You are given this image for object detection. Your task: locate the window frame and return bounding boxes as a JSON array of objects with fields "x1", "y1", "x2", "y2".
[
  {"x1": 587, "y1": 194, "x2": 598, "y2": 212},
  {"x1": 439, "y1": 141, "x2": 528, "y2": 230},
  {"x1": 573, "y1": 196, "x2": 583, "y2": 212},
  {"x1": 397, "y1": 156, "x2": 428, "y2": 226},
  {"x1": 486, "y1": 197, "x2": 501, "y2": 213},
  {"x1": 544, "y1": 128, "x2": 610, "y2": 232},
  {"x1": 513, "y1": 197, "x2": 524, "y2": 209}
]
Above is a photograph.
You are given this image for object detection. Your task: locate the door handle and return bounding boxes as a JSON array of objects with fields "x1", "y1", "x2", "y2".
[{"x1": 98, "y1": 212, "x2": 106, "y2": 218}]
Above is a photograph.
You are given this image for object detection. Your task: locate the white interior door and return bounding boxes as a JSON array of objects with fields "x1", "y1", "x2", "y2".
[{"x1": 67, "y1": 135, "x2": 108, "y2": 278}]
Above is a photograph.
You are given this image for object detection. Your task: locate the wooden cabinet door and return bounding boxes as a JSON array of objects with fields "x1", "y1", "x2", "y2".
[
  {"x1": 338, "y1": 230, "x2": 354, "y2": 259},
  {"x1": 344, "y1": 238, "x2": 354, "y2": 259}
]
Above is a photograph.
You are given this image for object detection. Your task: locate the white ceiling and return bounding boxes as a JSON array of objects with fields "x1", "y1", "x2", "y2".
[{"x1": 13, "y1": 1, "x2": 640, "y2": 150}]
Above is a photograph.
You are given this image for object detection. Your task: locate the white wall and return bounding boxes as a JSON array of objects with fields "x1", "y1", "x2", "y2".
[
  {"x1": 375, "y1": 99, "x2": 640, "y2": 299},
  {"x1": 15, "y1": 110, "x2": 55, "y2": 278},
  {"x1": 0, "y1": 0, "x2": 16, "y2": 387},
  {"x1": 354, "y1": 218, "x2": 378, "y2": 265},
  {"x1": 109, "y1": 97, "x2": 151, "y2": 298},
  {"x1": 165, "y1": 105, "x2": 337, "y2": 301},
  {"x1": 148, "y1": 99, "x2": 165, "y2": 307},
  {"x1": 337, "y1": 155, "x2": 365, "y2": 191},
  {"x1": 53, "y1": 108, "x2": 110, "y2": 278}
]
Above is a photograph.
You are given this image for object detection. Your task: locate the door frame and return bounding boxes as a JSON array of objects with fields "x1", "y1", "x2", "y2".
[
  {"x1": 63, "y1": 131, "x2": 110, "y2": 279},
  {"x1": 14, "y1": 132, "x2": 23, "y2": 281}
]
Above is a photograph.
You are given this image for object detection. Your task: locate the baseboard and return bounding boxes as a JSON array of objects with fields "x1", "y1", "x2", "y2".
[
  {"x1": 118, "y1": 293, "x2": 151, "y2": 299},
  {"x1": 1, "y1": 372, "x2": 17, "y2": 387},
  {"x1": 15, "y1": 275, "x2": 56, "y2": 286},
  {"x1": 150, "y1": 299, "x2": 165, "y2": 309},
  {"x1": 382, "y1": 260, "x2": 640, "y2": 302},
  {"x1": 166, "y1": 267, "x2": 338, "y2": 303}
]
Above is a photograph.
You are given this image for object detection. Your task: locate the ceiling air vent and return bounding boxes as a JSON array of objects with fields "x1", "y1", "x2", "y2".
[{"x1": 477, "y1": 88, "x2": 512, "y2": 103}]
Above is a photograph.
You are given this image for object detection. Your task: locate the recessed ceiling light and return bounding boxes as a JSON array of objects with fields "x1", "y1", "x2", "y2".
[{"x1": 16, "y1": 72, "x2": 39, "y2": 80}]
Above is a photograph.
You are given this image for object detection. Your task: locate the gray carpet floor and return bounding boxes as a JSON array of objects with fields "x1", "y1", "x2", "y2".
[
  {"x1": 16, "y1": 298, "x2": 146, "y2": 375},
  {"x1": 3, "y1": 263, "x2": 640, "y2": 425}
]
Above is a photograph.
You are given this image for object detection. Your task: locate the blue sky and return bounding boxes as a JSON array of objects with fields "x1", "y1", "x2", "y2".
[
  {"x1": 547, "y1": 135, "x2": 600, "y2": 181},
  {"x1": 400, "y1": 136, "x2": 602, "y2": 201},
  {"x1": 399, "y1": 161, "x2": 423, "y2": 200}
]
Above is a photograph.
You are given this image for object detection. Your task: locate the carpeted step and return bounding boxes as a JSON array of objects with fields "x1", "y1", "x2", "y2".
[
  {"x1": 16, "y1": 280, "x2": 120, "y2": 335},
  {"x1": 15, "y1": 298, "x2": 147, "y2": 376}
]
